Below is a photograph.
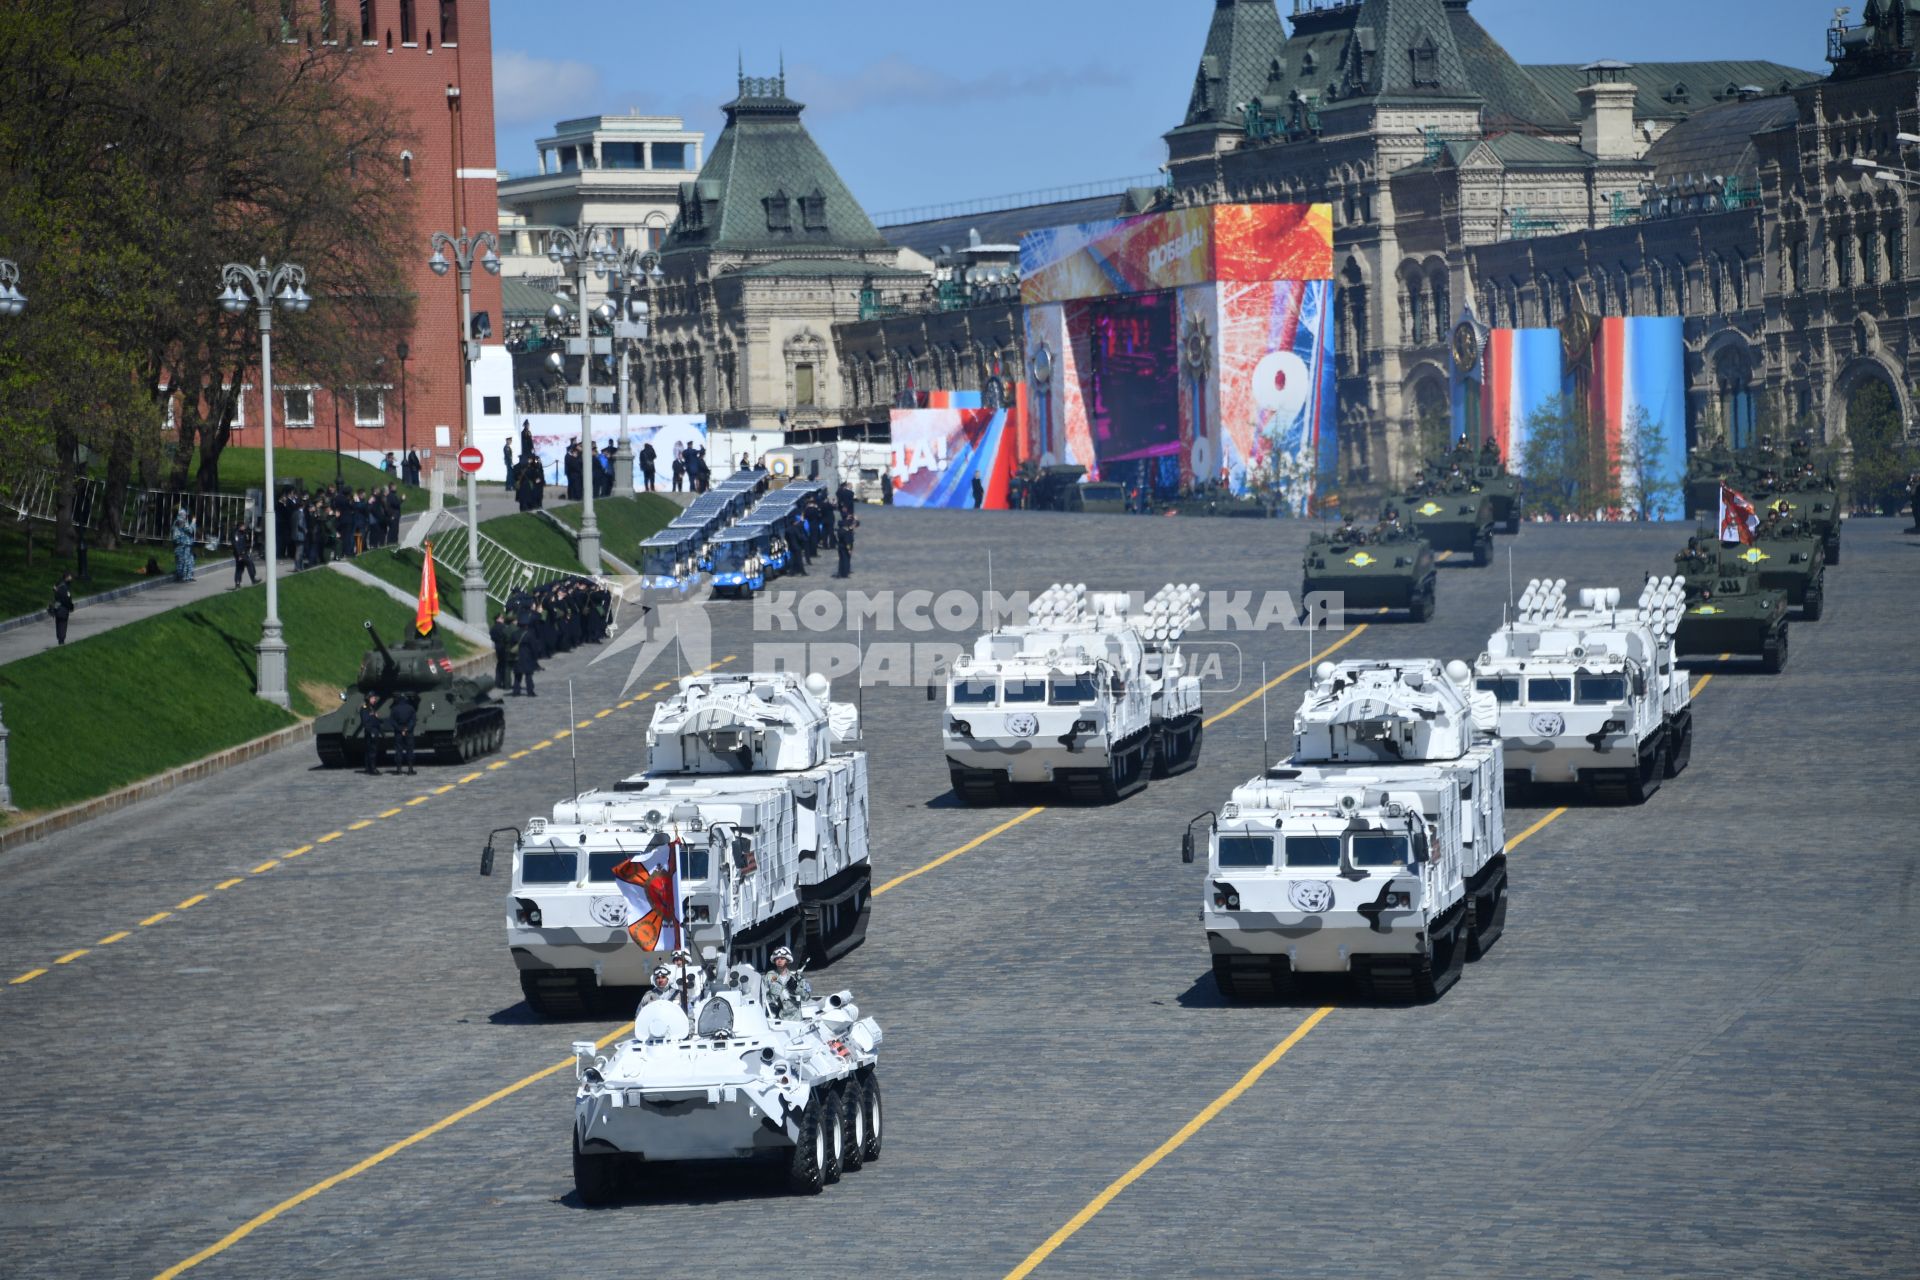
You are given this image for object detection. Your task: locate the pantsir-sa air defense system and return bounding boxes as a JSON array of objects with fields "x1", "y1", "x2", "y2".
[
  {"x1": 571, "y1": 970, "x2": 884, "y2": 1200},
  {"x1": 315, "y1": 622, "x2": 503, "y2": 767},
  {"x1": 1474, "y1": 578, "x2": 1693, "y2": 803},
  {"x1": 941, "y1": 583, "x2": 1204, "y2": 804},
  {"x1": 1187, "y1": 659, "x2": 1507, "y2": 1002},
  {"x1": 485, "y1": 672, "x2": 870, "y2": 1016}
]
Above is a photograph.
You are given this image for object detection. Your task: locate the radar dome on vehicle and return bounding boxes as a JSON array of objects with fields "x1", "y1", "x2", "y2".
[
  {"x1": 1315, "y1": 662, "x2": 1336, "y2": 682},
  {"x1": 636, "y1": 1001, "x2": 690, "y2": 1041},
  {"x1": 804, "y1": 673, "x2": 830, "y2": 700},
  {"x1": 1445, "y1": 660, "x2": 1472, "y2": 685}
]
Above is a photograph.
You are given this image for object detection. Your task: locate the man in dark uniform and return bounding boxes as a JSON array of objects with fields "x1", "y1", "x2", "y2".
[
  {"x1": 513, "y1": 620, "x2": 540, "y2": 696},
  {"x1": 836, "y1": 510, "x2": 857, "y2": 579},
  {"x1": 358, "y1": 692, "x2": 385, "y2": 775},
  {"x1": 230, "y1": 521, "x2": 258, "y2": 588},
  {"x1": 388, "y1": 693, "x2": 418, "y2": 776},
  {"x1": 490, "y1": 611, "x2": 515, "y2": 689},
  {"x1": 49, "y1": 572, "x2": 75, "y2": 645}
]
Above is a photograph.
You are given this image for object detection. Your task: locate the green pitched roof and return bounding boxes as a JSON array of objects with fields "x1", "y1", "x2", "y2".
[
  {"x1": 1523, "y1": 61, "x2": 1819, "y2": 124},
  {"x1": 663, "y1": 73, "x2": 888, "y2": 256},
  {"x1": 1177, "y1": 0, "x2": 1292, "y2": 131},
  {"x1": 1444, "y1": 2, "x2": 1578, "y2": 131}
]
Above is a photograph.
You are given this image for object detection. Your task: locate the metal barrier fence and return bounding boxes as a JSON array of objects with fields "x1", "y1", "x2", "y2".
[
  {"x1": 414, "y1": 508, "x2": 580, "y2": 609},
  {"x1": 3, "y1": 467, "x2": 250, "y2": 545}
]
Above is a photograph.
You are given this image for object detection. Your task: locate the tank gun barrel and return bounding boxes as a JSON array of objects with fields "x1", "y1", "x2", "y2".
[{"x1": 363, "y1": 620, "x2": 397, "y2": 669}]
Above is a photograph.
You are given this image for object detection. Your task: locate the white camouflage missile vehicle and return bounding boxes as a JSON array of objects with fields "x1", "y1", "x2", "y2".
[
  {"x1": 1473, "y1": 577, "x2": 1693, "y2": 804},
  {"x1": 1186, "y1": 658, "x2": 1507, "y2": 1003},
  {"x1": 571, "y1": 969, "x2": 883, "y2": 1200},
  {"x1": 940, "y1": 582, "x2": 1205, "y2": 804},
  {"x1": 483, "y1": 671, "x2": 870, "y2": 1016}
]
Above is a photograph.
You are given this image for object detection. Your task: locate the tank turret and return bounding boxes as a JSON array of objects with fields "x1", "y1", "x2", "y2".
[
  {"x1": 647, "y1": 671, "x2": 858, "y2": 774},
  {"x1": 314, "y1": 620, "x2": 503, "y2": 767},
  {"x1": 1292, "y1": 659, "x2": 1494, "y2": 764},
  {"x1": 352, "y1": 621, "x2": 463, "y2": 696}
]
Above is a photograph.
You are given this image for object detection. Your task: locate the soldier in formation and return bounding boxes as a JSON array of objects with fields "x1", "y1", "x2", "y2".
[
  {"x1": 357, "y1": 691, "x2": 385, "y2": 776},
  {"x1": 765, "y1": 945, "x2": 812, "y2": 1018},
  {"x1": 387, "y1": 692, "x2": 418, "y2": 776}
]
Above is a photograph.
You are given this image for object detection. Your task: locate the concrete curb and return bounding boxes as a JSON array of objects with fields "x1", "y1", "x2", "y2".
[
  {"x1": 0, "y1": 642, "x2": 494, "y2": 856},
  {"x1": 0, "y1": 574, "x2": 177, "y2": 636}
]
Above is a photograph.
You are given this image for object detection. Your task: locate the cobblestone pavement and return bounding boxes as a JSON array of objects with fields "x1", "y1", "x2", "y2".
[{"x1": 1, "y1": 511, "x2": 1915, "y2": 1280}]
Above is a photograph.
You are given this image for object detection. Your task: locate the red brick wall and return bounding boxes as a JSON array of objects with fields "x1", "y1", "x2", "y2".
[{"x1": 229, "y1": 0, "x2": 503, "y2": 472}]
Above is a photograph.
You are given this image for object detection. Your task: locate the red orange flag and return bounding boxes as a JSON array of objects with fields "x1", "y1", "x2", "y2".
[{"x1": 416, "y1": 540, "x2": 440, "y2": 636}]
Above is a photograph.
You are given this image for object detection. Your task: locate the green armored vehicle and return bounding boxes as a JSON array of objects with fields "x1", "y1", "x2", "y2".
[
  {"x1": 1671, "y1": 539, "x2": 1790, "y2": 673},
  {"x1": 1302, "y1": 519, "x2": 1436, "y2": 620},
  {"x1": 1435, "y1": 439, "x2": 1521, "y2": 534},
  {"x1": 315, "y1": 621, "x2": 505, "y2": 767},
  {"x1": 1726, "y1": 510, "x2": 1826, "y2": 619},
  {"x1": 1683, "y1": 441, "x2": 1738, "y2": 519},
  {"x1": 1163, "y1": 482, "x2": 1268, "y2": 519},
  {"x1": 1400, "y1": 477, "x2": 1494, "y2": 564},
  {"x1": 1752, "y1": 473, "x2": 1842, "y2": 566}
]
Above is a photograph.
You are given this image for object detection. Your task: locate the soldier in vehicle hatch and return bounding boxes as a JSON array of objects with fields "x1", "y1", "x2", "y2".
[
  {"x1": 766, "y1": 946, "x2": 811, "y2": 1017},
  {"x1": 639, "y1": 967, "x2": 676, "y2": 1007}
]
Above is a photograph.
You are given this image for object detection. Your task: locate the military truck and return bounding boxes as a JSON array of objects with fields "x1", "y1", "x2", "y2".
[
  {"x1": 1728, "y1": 510, "x2": 1827, "y2": 619},
  {"x1": 1474, "y1": 578, "x2": 1693, "y2": 803},
  {"x1": 1672, "y1": 537, "x2": 1790, "y2": 673},
  {"x1": 1400, "y1": 477, "x2": 1495, "y2": 564},
  {"x1": 1186, "y1": 658, "x2": 1507, "y2": 1002},
  {"x1": 1301, "y1": 519, "x2": 1436, "y2": 621},
  {"x1": 484, "y1": 671, "x2": 870, "y2": 1016},
  {"x1": 315, "y1": 622, "x2": 503, "y2": 767},
  {"x1": 570, "y1": 971, "x2": 883, "y2": 1200},
  {"x1": 940, "y1": 583, "x2": 1204, "y2": 804}
]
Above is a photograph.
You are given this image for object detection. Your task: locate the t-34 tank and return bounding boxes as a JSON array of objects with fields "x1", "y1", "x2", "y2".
[
  {"x1": 314, "y1": 621, "x2": 504, "y2": 767},
  {"x1": 1726, "y1": 510, "x2": 1827, "y2": 619},
  {"x1": 1301, "y1": 519, "x2": 1436, "y2": 620},
  {"x1": 1399, "y1": 477, "x2": 1494, "y2": 563},
  {"x1": 1671, "y1": 539, "x2": 1790, "y2": 673}
]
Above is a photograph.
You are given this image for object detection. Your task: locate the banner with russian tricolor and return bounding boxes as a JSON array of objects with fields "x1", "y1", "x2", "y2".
[
  {"x1": 1477, "y1": 328, "x2": 1563, "y2": 469},
  {"x1": 1583, "y1": 316, "x2": 1687, "y2": 520}
]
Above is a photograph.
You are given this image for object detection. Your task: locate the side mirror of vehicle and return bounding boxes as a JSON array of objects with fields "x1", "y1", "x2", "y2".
[
  {"x1": 1412, "y1": 832, "x2": 1430, "y2": 865},
  {"x1": 927, "y1": 680, "x2": 937, "y2": 703},
  {"x1": 480, "y1": 840, "x2": 495, "y2": 877},
  {"x1": 1181, "y1": 831, "x2": 1195, "y2": 864}
]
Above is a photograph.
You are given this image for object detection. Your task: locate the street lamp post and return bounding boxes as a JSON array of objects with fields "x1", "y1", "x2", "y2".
[
  {"x1": 397, "y1": 340, "x2": 411, "y2": 464},
  {"x1": 610, "y1": 247, "x2": 663, "y2": 484},
  {"x1": 545, "y1": 224, "x2": 616, "y2": 573},
  {"x1": 429, "y1": 227, "x2": 502, "y2": 630},
  {"x1": 219, "y1": 258, "x2": 312, "y2": 708}
]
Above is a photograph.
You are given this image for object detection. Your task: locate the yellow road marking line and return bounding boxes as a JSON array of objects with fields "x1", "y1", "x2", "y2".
[
  {"x1": 406, "y1": 795, "x2": 430, "y2": 805},
  {"x1": 285, "y1": 844, "x2": 314, "y2": 858},
  {"x1": 215, "y1": 879, "x2": 243, "y2": 891},
  {"x1": 530, "y1": 741, "x2": 552, "y2": 751},
  {"x1": 595, "y1": 709, "x2": 612, "y2": 719},
  {"x1": 251, "y1": 860, "x2": 279, "y2": 875},
  {"x1": 487, "y1": 761, "x2": 509, "y2": 770},
  {"x1": 653, "y1": 681, "x2": 672, "y2": 690},
  {"x1": 98, "y1": 931, "x2": 130, "y2": 945},
  {"x1": 151, "y1": 1023, "x2": 632, "y2": 1280},
  {"x1": 1689, "y1": 654, "x2": 1728, "y2": 697},
  {"x1": 1436, "y1": 549, "x2": 1454, "y2": 561},
  {"x1": 553, "y1": 730, "x2": 571, "y2": 740},
  {"x1": 10, "y1": 969, "x2": 46, "y2": 985},
  {"x1": 54, "y1": 950, "x2": 88, "y2": 965},
  {"x1": 176, "y1": 895, "x2": 207, "y2": 910},
  {"x1": 1203, "y1": 625, "x2": 1369, "y2": 728},
  {"x1": 618, "y1": 700, "x2": 634, "y2": 709},
  {"x1": 1004, "y1": 1007, "x2": 1333, "y2": 1279},
  {"x1": 873, "y1": 808, "x2": 1047, "y2": 897},
  {"x1": 378, "y1": 808, "x2": 403, "y2": 818},
  {"x1": 576, "y1": 719, "x2": 593, "y2": 729},
  {"x1": 459, "y1": 771, "x2": 483, "y2": 784},
  {"x1": 433, "y1": 785, "x2": 456, "y2": 795},
  {"x1": 139, "y1": 912, "x2": 171, "y2": 927},
  {"x1": 316, "y1": 832, "x2": 343, "y2": 843},
  {"x1": 510, "y1": 750, "x2": 530, "y2": 759},
  {"x1": 348, "y1": 820, "x2": 373, "y2": 831},
  {"x1": 1507, "y1": 808, "x2": 1567, "y2": 850}
]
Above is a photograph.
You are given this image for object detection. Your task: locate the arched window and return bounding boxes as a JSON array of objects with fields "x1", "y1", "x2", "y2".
[
  {"x1": 360, "y1": 0, "x2": 376, "y2": 41},
  {"x1": 400, "y1": 150, "x2": 412, "y2": 181},
  {"x1": 399, "y1": 0, "x2": 415, "y2": 43},
  {"x1": 438, "y1": 0, "x2": 458, "y2": 43}
]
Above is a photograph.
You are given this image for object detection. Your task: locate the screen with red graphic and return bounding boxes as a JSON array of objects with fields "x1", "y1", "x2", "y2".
[{"x1": 1085, "y1": 290, "x2": 1180, "y2": 469}]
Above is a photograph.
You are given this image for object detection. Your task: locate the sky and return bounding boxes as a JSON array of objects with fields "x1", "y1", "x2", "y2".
[{"x1": 490, "y1": 0, "x2": 1834, "y2": 221}]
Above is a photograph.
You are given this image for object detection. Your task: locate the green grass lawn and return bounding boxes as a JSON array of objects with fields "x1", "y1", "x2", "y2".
[
  {"x1": 193, "y1": 448, "x2": 439, "y2": 512},
  {"x1": 477, "y1": 510, "x2": 588, "y2": 574},
  {"x1": 353, "y1": 547, "x2": 467, "y2": 623},
  {"x1": 0, "y1": 570, "x2": 471, "y2": 814},
  {"x1": 0, "y1": 523, "x2": 172, "y2": 621},
  {"x1": 548, "y1": 495, "x2": 680, "y2": 568}
]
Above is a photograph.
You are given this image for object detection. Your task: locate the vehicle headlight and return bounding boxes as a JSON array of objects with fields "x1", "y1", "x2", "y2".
[
  {"x1": 948, "y1": 717, "x2": 972, "y2": 736},
  {"x1": 1211, "y1": 888, "x2": 1241, "y2": 910}
]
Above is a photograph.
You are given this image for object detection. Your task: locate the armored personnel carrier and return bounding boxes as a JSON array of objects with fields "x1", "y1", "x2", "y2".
[
  {"x1": 1400, "y1": 477, "x2": 1494, "y2": 564},
  {"x1": 315, "y1": 622, "x2": 503, "y2": 767},
  {"x1": 1474, "y1": 578, "x2": 1693, "y2": 803},
  {"x1": 485, "y1": 671, "x2": 869, "y2": 1016},
  {"x1": 1672, "y1": 538, "x2": 1790, "y2": 673},
  {"x1": 1728, "y1": 510, "x2": 1827, "y2": 618},
  {"x1": 1302, "y1": 519, "x2": 1436, "y2": 621},
  {"x1": 1752, "y1": 477, "x2": 1841, "y2": 568},
  {"x1": 940, "y1": 583, "x2": 1204, "y2": 804},
  {"x1": 571, "y1": 970, "x2": 883, "y2": 1200},
  {"x1": 1431, "y1": 439, "x2": 1520, "y2": 534},
  {"x1": 1186, "y1": 659, "x2": 1506, "y2": 1002}
]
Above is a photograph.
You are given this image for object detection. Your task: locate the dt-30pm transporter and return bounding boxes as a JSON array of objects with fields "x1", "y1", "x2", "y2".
[
  {"x1": 1473, "y1": 578, "x2": 1693, "y2": 804},
  {"x1": 571, "y1": 969, "x2": 884, "y2": 1200},
  {"x1": 484, "y1": 672, "x2": 870, "y2": 1016},
  {"x1": 1187, "y1": 659, "x2": 1507, "y2": 1003},
  {"x1": 940, "y1": 583, "x2": 1205, "y2": 804}
]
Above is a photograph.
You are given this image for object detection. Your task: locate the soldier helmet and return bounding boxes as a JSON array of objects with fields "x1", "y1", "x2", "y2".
[
  {"x1": 651, "y1": 966, "x2": 671, "y2": 982},
  {"x1": 670, "y1": 947, "x2": 693, "y2": 964},
  {"x1": 771, "y1": 946, "x2": 794, "y2": 964}
]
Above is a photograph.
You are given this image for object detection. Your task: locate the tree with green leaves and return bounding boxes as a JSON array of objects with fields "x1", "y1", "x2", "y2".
[
  {"x1": 1845, "y1": 379, "x2": 1909, "y2": 515},
  {"x1": 0, "y1": 0, "x2": 416, "y2": 553},
  {"x1": 1620, "y1": 404, "x2": 1680, "y2": 521},
  {"x1": 1519, "y1": 394, "x2": 1618, "y2": 519}
]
